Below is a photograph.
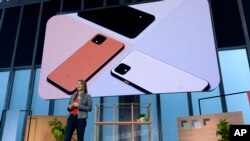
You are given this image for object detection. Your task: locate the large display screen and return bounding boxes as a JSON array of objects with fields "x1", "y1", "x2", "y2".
[{"x1": 39, "y1": 0, "x2": 220, "y2": 99}]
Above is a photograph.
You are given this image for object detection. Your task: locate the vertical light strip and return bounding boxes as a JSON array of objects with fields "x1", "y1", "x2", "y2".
[
  {"x1": 60, "y1": 0, "x2": 63, "y2": 12},
  {"x1": 156, "y1": 94, "x2": 163, "y2": 141},
  {"x1": 187, "y1": 92, "x2": 193, "y2": 116},
  {"x1": 25, "y1": 2, "x2": 43, "y2": 112},
  {"x1": 237, "y1": 0, "x2": 250, "y2": 43},
  {"x1": 81, "y1": 0, "x2": 84, "y2": 9},
  {"x1": 103, "y1": 0, "x2": 107, "y2": 7},
  {"x1": 0, "y1": 9, "x2": 5, "y2": 31},
  {"x1": 207, "y1": 0, "x2": 227, "y2": 112},
  {"x1": 4, "y1": 5, "x2": 23, "y2": 111},
  {"x1": 10, "y1": 6, "x2": 23, "y2": 68}
]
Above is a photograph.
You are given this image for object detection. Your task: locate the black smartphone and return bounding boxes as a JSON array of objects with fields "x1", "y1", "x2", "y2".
[{"x1": 78, "y1": 6, "x2": 155, "y2": 38}]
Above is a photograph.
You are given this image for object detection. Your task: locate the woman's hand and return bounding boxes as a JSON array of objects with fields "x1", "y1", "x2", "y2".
[
  {"x1": 73, "y1": 102, "x2": 79, "y2": 107},
  {"x1": 68, "y1": 104, "x2": 73, "y2": 109}
]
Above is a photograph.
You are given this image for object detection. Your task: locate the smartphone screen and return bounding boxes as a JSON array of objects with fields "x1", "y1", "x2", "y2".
[{"x1": 78, "y1": 6, "x2": 155, "y2": 38}]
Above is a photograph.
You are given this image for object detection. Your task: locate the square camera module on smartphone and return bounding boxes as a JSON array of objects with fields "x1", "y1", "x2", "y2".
[{"x1": 92, "y1": 34, "x2": 106, "y2": 45}]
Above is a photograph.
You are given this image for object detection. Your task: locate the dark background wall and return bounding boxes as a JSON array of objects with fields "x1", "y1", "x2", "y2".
[{"x1": 0, "y1": 0, "x2": 250, "y2": 141}]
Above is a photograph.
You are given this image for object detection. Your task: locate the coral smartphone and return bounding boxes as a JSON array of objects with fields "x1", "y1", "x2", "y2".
[
  {"x1": 78, "y1": 6, "x2": 155, "y2": 38},
  {"x1": 111, "y1": 50, "x2": 209, "y2": 93},
  {"x1": 47, "y1": 34, "x2": 124, "y2": 94}
]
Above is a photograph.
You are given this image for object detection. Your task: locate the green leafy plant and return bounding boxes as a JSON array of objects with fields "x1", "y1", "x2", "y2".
[
  {"x1": 216, "y1": 118, "x2": 230, "y2": 141},
  {"x1": 138, "y1": 113, "x2": 149, "y2": 122},
  {"x1": 139, "y1": 113, "x2": 146, "y2": 118},
  {"x1": 48, "y1": 118, "x2": 66, "y2": 141}
]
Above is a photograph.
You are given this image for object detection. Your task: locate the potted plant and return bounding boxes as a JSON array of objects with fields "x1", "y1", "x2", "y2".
[
  {"x1": 216, "y1": 118, "x2": 230, "y2": 141},
  {"x1": 138, "y1": 113, "x2": 149, "y2": 122},
  {"x1": 48, "y1": 118, "x2": 66, "y2": 141}
]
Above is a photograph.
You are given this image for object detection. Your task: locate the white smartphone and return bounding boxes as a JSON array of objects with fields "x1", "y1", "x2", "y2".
[{"x1": 111, "y1": 50, "x2": 209, "y2": 93}]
